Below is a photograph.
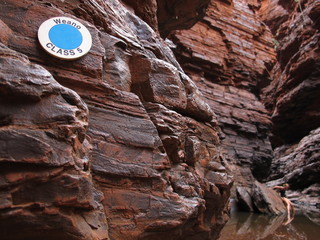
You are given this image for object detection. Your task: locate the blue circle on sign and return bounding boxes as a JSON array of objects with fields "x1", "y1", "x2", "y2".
[{"x1": 49, "y1": 24, "x2": 83, "y2": 50}]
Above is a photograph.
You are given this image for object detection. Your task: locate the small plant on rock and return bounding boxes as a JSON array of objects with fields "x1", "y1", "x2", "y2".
[{"x1": 272, "y1": 38, "x2": 280, "y2": 51}]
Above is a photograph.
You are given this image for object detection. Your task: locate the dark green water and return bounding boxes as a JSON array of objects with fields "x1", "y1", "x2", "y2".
[{"x1": 218, "y1": 211, "x2": 320, "y2": 240}]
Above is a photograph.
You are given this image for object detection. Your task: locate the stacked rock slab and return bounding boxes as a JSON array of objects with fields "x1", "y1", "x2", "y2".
[
  {"x1": 0, "y1": 0, "x2": 232, "y2": 240},
  {"x1": 2, "y1": 1, "x2": 318, "y2": 239},
  {"x1": 259, "y1": 0, "x2": 320, "y2": 211},
  {"x1": 0, "y1": 43, "x2": 109, "y2": 240},
  {"x1": 171, "y1": 0, "x2": 276, "y2": 188},
  {"x1": 172, "y1": 0, "x2": 320, "y2": 214}
]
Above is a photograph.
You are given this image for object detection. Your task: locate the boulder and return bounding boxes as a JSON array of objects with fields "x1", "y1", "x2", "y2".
[
  {"x1": 251, "y1": 181, "x2": 286, "y2": 215},
  {"x1": 236, "y1": 186, "x2": 254, "y2": 212}
]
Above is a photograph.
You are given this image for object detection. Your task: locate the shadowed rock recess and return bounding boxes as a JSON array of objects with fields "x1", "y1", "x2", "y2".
[
  {"x1": 170, "y1": 0, "x2": 319, "y2": 216},
  {"x1": 0, "y1": 0, "x2": 319, "y2": 240},
  {"x1": 259, "y1": 0, "x2": 320, "y2": 213}
]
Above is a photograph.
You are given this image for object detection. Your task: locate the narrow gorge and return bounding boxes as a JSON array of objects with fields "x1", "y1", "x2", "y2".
[{"x1": 0, "y1": 0, "x2": 319, "y2": 240}]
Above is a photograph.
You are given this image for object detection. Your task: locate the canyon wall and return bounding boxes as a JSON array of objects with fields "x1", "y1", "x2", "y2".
[
  {"x1": 0, "y1": 0, "x2": 232, "y2": 239},
  {"x1": 0, "y1": 0, "x2": 319, "y2": 239},
  {"x1": 259, "y1": 0, "x2": 320, "y2": 212},
  {"x1": 171, "y1": 0, "x2": 319, "y2": 215},
  {"x1": 171, "y1": 0, "x2": 276, "y2": 189}
]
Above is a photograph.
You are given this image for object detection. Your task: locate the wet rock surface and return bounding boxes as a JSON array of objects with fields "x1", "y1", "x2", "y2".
[
  {"x1": 266, "y1": 127, "x2": 320, "y2": 212},
  {"x1": 0, "y1": 43, "x2": 109, "y2": 240},
  {"x1": 260, "y1": 0, "x2": 320, "y2": 213},
  {"x1": 260, "y1": 0, "x2": 320, "y2": 147},
  {"x1": 236, "y1": 187, "x2": 254, "y2": 212},
  {"x1": 171, "y1": 0, "x2": 276, "y2": 188},
  {"x1": 251, "y1": 181, "x2": 286, "y2": 215},
  {"x1": 0, "y1": 0, "x2": 319, "y2": 239},
  {"x1": 171, "y1": 0, "x2": 319, "y2": 217},
  {"x1": 236, "y1": 181, "x2": 287, "y2": 215},
  {"x1": 0, "y1": 0, "x2": 232, "y2": 239}
]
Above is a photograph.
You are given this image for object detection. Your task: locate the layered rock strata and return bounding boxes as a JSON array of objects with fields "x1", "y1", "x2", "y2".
[
  {"x1": 260, "y1": 0, "x2": 320, "y2": 147},
  {"x1": 0, "y1": 43, "x2": 109, "y2": 240},
  {"x1": 171, "y1": 0, "x2": 319, "y2": 215},
  {"x1": 1, "y1": 0, "x2": 319, "y2": 239},
  {"x1": 171, "y1": 0, "x2": 276, "y2": 188},
  {"x1": 0, "y1": 0, "x2": 232, "y2": 239},
  {"x1": 259, "y1": 0, "x2": 320, "y2": 213}
]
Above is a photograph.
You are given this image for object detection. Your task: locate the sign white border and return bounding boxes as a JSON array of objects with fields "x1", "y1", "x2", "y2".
[{"x1": 38, "y1": 16, "x2": 92, "y2": 60}]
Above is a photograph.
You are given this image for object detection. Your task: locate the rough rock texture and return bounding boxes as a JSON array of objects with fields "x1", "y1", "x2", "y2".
[
  {"x1": 0, "y1": 43, "x2": 109, "y2": 240},
  {"x1": 236, "y1": 182, "x2": 287, "y2": 215},
  {"x1": 170, "y1": 0, "x2": 276, "y2": 188},
  {"x1": 121, "y1": 0, "x2": 211, "y2": 38},
  {"x1": 260, "y1": 0, "x2": 320, "y2": 147},
  {"x1": 1, "y1": 0, "x2": 319, "y2": 238},
  {"x1": 170, "y1": 0, "x2": 319, "y2": 216},
  {"x1": 0, "y1": 0, "x2": 233, "y2": 239},
  {"x1": 266, "y1": 127, "x2": 320, "y2": 212},
  {"x1": 156, "y1": 0, "x2": 210, "y2": 38},
  {"x1": 259, "y1": 0, "x2": 320, "y2": 213},
  {"x1": 250, "y1": 181, "x2": 286, "y2": 215},
  {"x1": 267, "y1": 128, "x2": 320, "y2": 190},
  {"x1": 236, "y1": 187, "x2": 254, "y2": 212}
]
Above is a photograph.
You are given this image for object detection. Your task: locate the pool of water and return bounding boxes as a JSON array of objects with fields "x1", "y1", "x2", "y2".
[{"x1": 218, "y1": 211, "x2": 320, "y2": 240}]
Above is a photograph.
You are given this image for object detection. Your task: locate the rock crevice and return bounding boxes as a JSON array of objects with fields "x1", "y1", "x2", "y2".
[{"x1": 1, "y1": 0, "x2": 319, "y2": 239}]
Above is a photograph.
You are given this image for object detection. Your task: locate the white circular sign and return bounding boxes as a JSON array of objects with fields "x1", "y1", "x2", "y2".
[{"x1": 38, "y1": 16, "x2": 92, "y2": 60}]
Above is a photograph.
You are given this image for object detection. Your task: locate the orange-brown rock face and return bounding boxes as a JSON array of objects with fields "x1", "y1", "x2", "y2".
[
  {"x1": 0, "y1": 43, "x2": 109, "y2": 240},
  {"x1": 171, "y1": 0, "x2": 276, "y2": 186},
  {"x1": 260, "y1": 0, "x2": 320, "y2": 146},
  {"x1": 1, "y1": 0, "x2": 318, "y2": 238},
  {"x1": 0, "y1": 0, "x2": 232, "y2": 239},
  {"x1": 171, "y1": 0, "x2": 320, "y2": 213},
  {"x1": 259, "y1": 0, "x2": 320, "y2": 210}
]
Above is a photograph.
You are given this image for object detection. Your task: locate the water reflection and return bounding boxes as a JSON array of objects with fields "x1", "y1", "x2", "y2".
[{"x1": 218, "y1": 212, "x2": 320, "y2": 240}]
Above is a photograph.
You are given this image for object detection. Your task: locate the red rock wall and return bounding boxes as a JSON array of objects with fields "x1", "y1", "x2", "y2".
[
  {"x1": 172, "y1": 0, "x2": 320, "y2": 210},
  {"x1": 0, "y1": 44, "x2": 109, "y2": 240},
  {"x1": 260, "y1": 0, "x2": 320, "y2": 146},
  {"x1": 259, "y1": 0, "x2": 320, "y2": 209},
  {"x1": 0, "y1": 0, "x2": 232, "y2": 239},
  {"x1": 1, "y1": 0, "x2": 318, "y2": 238},
  {"x1": 171, "y1": 0, "x2": 276, "y2": 186}
]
